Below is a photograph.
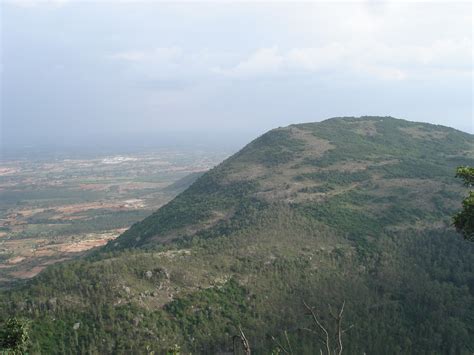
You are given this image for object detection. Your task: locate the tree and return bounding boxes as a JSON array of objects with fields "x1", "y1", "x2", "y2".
[
  {"x1": 0, "y1": 317, "x2": 30, "y2": 354},
  {"x1": 166, "y1": 344, "x2": 181, "y2": 355},
  {"x1": 453, "y1": 166, "x2": 474, "y2": 241},
  {"x1": 233, "y1": 326, "x2": 251, "y2": 355},
  {"x1": 301, "y1": 301, "x2": 352, "y2": 355}
]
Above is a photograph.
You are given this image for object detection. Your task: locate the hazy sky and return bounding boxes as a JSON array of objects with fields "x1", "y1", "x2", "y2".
[{"x1": 1, "y1": 1, "x2": 472, "y2": 151}]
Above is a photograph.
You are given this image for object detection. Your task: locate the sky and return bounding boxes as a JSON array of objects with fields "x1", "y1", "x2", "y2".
[{"x1": 1, "y1": 0, "x2": 473, "y2": 153}]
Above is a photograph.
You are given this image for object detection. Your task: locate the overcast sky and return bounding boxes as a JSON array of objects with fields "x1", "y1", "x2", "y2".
[{"x1": 1, "y1": 1, "x2": 472, "y2": 152}]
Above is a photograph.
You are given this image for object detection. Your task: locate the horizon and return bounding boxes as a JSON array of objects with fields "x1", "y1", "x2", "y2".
[{"x1": 2, "y1": 115, "x2": 472, "y2": 160}]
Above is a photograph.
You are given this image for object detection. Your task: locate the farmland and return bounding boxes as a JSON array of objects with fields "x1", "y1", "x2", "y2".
[{"x1": 0, "y1": 149, "x2": 228, "y2": 287}]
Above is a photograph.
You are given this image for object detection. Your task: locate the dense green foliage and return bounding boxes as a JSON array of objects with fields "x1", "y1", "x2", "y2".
[
  {"x1": 453, "y1": 166, "x2": 474, "y2": 241},
  {"x1": 233, "y1": 129, "x2": 306, "y2": 167},
  {"x1": 110, "y1": 171, "x2": 259, "y2": 249},
  {"x1": 1, "y1": 117, "x2": 473, "y2": 354},
  {"x1": 0, "y1": 317, "x2": 30, "y2": 353}
]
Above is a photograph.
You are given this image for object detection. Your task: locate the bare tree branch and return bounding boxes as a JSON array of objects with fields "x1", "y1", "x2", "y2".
[
  {"x1": 284, "y1": 330, "x2": 293, "y2": 355},
  {"x1": 302, "y1": 300, "x2": 351, "y2": 355},
  {"x1": 271, "y1": 335, "x2": 290, "y2": 354},
  {"x1": 336, "y1": 301, "x2": 345, "y2": 355},
  {"x1": 342, "y1": 324, "x2": 354, "y2": 334},
  {"x1": 233, "y1": 326, "x2": 251, "y2": 355},
  {"x1": 303, "y1": 300, "x2": 331, "y2": 355}
]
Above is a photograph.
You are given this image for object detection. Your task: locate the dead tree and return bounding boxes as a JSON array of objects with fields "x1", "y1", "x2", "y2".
[
  {"x1": 233, "y1": 326, "x2": 251, "y2": 355},
  {"x1": 302, "y1": 300, "x2": 352, "y2": 355},
  {"x1": 271, "y1": 330, "x2": 294, "y2": 354}
]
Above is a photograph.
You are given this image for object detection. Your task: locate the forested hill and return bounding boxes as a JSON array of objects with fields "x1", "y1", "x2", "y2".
[
  {"x1": 108, "y1": 116, "x2": 474, "y2": 250},
  {"x1": 1, "y1": 116, "x2": 474, "y2": 354}
]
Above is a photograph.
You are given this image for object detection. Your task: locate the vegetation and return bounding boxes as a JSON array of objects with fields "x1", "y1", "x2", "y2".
[
  {"x1": 232, "y1": 129, "x2": 306, "y2": 167},
  {"x1": 163, "y1": 172, "x2": 205, "y2": 193},
  {"x1": 453, "y1": 166, "x2": 474, "y2": 241},
  {"x1": 0, "y1": 117, "x2": 473, "y2": 353},
  {"x1": 0, "y1": 317, "x2": 30, "y2": 353}
]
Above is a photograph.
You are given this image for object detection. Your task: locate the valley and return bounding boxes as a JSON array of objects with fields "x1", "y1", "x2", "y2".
[{"x1": 0, "y1": 150, "x2": 228, "y2": 287}]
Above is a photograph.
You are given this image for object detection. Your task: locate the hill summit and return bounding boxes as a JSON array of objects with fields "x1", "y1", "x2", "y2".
[
  {"x1": 1, "y1": 116, "x2": 474, "y2": 354},
  {"x1": 110, "y1": 116, "x2": 473, "y2": 250}
]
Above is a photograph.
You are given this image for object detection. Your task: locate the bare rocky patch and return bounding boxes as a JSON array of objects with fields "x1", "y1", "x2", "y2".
[
  {"x1": 399, "y1": 126, "x2": 448, "y2": 139},
  {"x1": 346, "y1": 119, "x2": 378, "y2": 136}
]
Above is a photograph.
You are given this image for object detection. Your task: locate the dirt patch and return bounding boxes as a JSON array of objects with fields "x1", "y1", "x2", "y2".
[
  {"x1": 399, "y1": 126, "x2": 448, "y2": 140},
  {"x1": 2, "y1": 200, "x2": 147, "y2": 225},
  {"x1": 33, "y1": 248, "x2": 56, "y2": 257},
  {"x1": 10, "y1": 266, "x2": 45, "y2": 279},
  {"x1": 288, "y1": 182, "x2": 361, "y2": 204},
  {"x1": 56, "y1": 237, "x2": 115, "y2": 253},
  {"x1": 323, "y1": 161, "x2": 371, "y2": 172},
  {"x1": 6, "y1": 256, "x2": 26, "y2": 264},
  {"x1": 79, "y1": 182, "x2": 166, "y2": 192},
  {"x1": 290, "y1": 127, "x2": 334, "y2": 157},
  {"x1": 221, "y1": 128, "x2": 335, "y2": 203},
  {"x1": 386, "y1": 220, "x2": 448, "y2": 233},
  {"x1": 348, "y1": 120, "x2": 378, "y2": 136},
  {"x1": 0, "y1": 229, "x2": 126, "y2": 284},
  {"x1": 0, "y1": 167, "x2": 19, "y2": 176},
  {"x1": 322, "y1": 159, "x2": 399, "y2": 172},
  {"x1": 57, "y1": 200, "x2": 143, "y2": 217},
  {"x1": 155, "y1": 249, "x2": 191, "y2": 259},
  {"x1": 225, "y1": 163, "x2": 268, "y2": 182}
]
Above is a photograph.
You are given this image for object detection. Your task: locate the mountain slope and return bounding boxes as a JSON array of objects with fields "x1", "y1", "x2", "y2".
[
  {"x1": 1, "y1": 116, "x2": 474, "y2": 354},
  {"x1": 109, "y1": 116, "x2": 473, "y2": 250}
]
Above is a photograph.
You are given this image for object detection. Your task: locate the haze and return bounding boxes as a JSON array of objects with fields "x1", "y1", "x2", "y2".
[{"x1": 1, "y1": 1, "x2": 472, "y2": 154}]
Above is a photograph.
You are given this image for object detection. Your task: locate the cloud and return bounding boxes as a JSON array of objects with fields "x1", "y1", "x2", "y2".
[
  {"x1": 287, "y1": 44, "x2": 348, "y2": 71},
  {"x1": 110, "y1": 47, "x2": 183, "y2": 63},
  {"x1": 4, "y1": 0, "x2": 70, "y2": 8},
  {"x1": 358, "y1": 66, "x2": 407, "y2": 81},
  {"x1": 2, "y1": 0, "x2": 472, "y2": 143},
  {"x1": 213, "y1": 45, "x2": 404, "y2": 80},
  {"x1": 110, "y1": 51, "x2": 147, "y2": 62},
  {"x1": 105, "y1": 3, "x2": 471, "y2": 84},
  {"x1": 137, "y1": 79, "x2": 192, "y2": 91},
  {"x1": 213, "y1": 37, "x2": 471, "y2": 81},
  {"x1": 212, "y1": 47, "x2": 284, "y2": 77},
  {"x1": 109, "y1": 47, "x2": 190, "y2": 80}
]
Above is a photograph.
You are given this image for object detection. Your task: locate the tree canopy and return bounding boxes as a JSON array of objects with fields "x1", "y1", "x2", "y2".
[
  {"x1": 453, "y1": 166, "x2": 474, "y2": 241},
  {"x1": 0, "y1": 317, "x2": 29, "y2": 354}
]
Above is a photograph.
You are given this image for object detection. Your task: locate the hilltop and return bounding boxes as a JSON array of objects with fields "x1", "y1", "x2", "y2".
[
  {"x1": 110, "y1": 116, "x2": 473, "y2": 250},
  {"x1": 1, "y1": 117, "x2": 473, "y2": 354}
]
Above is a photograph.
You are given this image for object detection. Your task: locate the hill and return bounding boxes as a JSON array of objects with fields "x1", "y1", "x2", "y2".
[
  {"x1": 162, "y1": 171, "x2": 206, "y2": 193},
  {"x1": 1, "y1": 116, "x2": 474, "y2": 354}
]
